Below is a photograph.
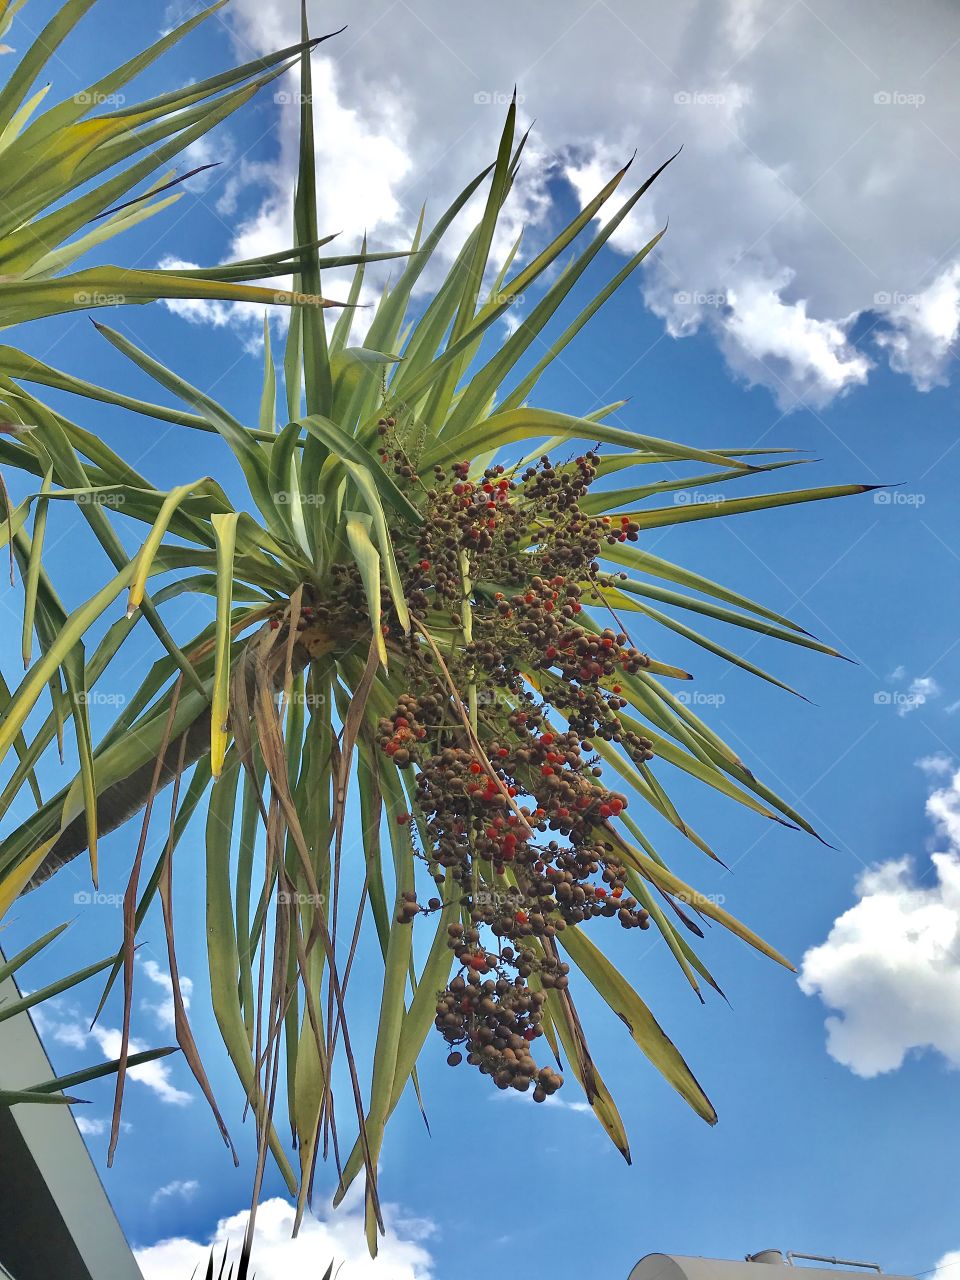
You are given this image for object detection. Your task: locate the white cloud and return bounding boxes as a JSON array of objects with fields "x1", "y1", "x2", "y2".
[
  {"x1": 875, "y1": 261, "x2": 960, "y2": 390},
  {"x1": 36, "y1": 1005, "x2": 192, "y2": 1107},
  {"x1": 140, "y1": 958, "x2": 192, "y2": 1032},
  {"x1": 885, "y1": 667, "x2": 942, "y2": 716},
  {"x1": 179, "y1": 133, "x2": 236, "y2": 194},
  {"x1": 927, "y1": 769, "x2": 960, "y2": 847},
  {"x1": 74, "y1": 1114, "x2": 133, "y2": 1137},
  {"x1": 158, "y1": 257, "x2": 237, "y2": 329},
  {"x1": 917, "y1": 753, "x2": 954, "y2": 776},
  {"x1": 135, "y1": 1196, "x2": 435, "y2": 1280},
  {"x1": 491, "y1": 1089, "x2": 592, "y2": 1113},
  {"x1": 932, "y1": 1251, "x2": 960, "y2": 1280},
  {"x1": 899, "y1": 675, "x2": 941, "y2": 717},
  {"x1": 75, "y1": 1116, "x2": 107, "y2": 1136},
  {"x1": 718, "y1": 271, "x2": 871, "y2": 408},
  {"x1": 151, "y1": 1179, "x2": 199, "y2": 1207},
  {"x1": 161, "y1": 0, "x2": 960, "y2": 410},
  {"x1": 799, "y1": 766, "x2": 960, "y2": 1077}
]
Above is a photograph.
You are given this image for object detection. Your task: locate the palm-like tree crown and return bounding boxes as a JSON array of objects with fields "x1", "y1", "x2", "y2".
[{"x1": 0, "y1": 35, "x2": 872, "y2": 1258}]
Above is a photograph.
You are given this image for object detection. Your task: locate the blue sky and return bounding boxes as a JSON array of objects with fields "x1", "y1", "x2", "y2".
[{"x1": 2, "y1": 1, "x2": 960, "y2": 1277}]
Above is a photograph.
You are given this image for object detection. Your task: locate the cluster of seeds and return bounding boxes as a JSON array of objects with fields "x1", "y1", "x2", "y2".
[
  {"x1": 434, "y1": 968, "x2": 563, "y2": 1101},
  {"x1": 359, "y1": 442, "x2": 660, "y2": 1099}
]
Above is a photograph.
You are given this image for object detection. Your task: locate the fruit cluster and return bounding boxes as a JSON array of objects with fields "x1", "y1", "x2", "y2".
[
  {"x1": 364, "y1": 443, "x2": 657, "y2": 1100},
  {"x1": 435, "y1": 970, "x2": 562, "y2": 1101}
]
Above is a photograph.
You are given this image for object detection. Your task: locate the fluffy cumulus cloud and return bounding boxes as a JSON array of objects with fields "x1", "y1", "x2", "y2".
[
  {"x1": 135, "y1": 1195, "x2": 435, "y2": 1279},
  {"x1": 75, "y1": 1115, "x2": 108, "y2": 1137},
  {"x1": 33, "y1": 1003, "x2": 192, "y2": 1107},
  {"x1": 799, "y1": 763, "x2": 960, "y2": 1076},
  {"x1": 169, "y1": 0, "x2": 960, "y2": 408},
  {"x1": 933, "y1": 1251, "x2": 960, "y2": 1280},
  {"x1": 917, "y1": 752, "x2": 955, "y2": 776}
]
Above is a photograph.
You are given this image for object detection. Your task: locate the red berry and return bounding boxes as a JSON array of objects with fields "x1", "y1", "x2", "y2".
[{"x1": 397, "y1": 813, "x2": 409, "y2": 825}]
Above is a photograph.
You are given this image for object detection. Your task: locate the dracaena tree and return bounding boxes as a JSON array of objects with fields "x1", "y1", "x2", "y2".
[{"x1": 0, "y1": 68, "x2": 873, "y2": 1258}]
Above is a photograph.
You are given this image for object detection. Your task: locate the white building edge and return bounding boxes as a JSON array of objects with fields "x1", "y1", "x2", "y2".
[{"x1": 0, "y1": 961, "x2": 143, "y2": 1280}]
